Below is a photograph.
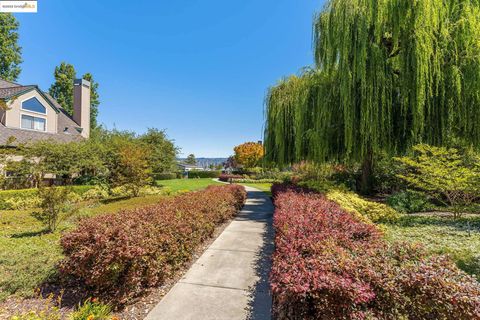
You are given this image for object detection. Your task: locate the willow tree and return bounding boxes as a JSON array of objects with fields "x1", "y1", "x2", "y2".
[{"x1": 264, "y1": 0, "x2": 480, "y2": 192}]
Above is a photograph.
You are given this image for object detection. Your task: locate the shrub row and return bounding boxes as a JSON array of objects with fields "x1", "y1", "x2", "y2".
[
  {"x1": 219, "y1": 174, "x2": 243, "y2": 182},
  {"x1": 326, "y1": 189, "x2": 400, "y2": 223},
  {"x1": 231, "y1": 178, "x2": 280, "y2": 184},
  {"x1": 270, "y1": 187, "x2": 480, "y2": 319},
  {"x1": 60, "y1": 184, "x2": 247, "y2": 303},
  {"x1": 153, "y1": 172, "x2": 178, "y2": 180},
  {"x1": 188, "y1": 170, "x2": 221, "y2": 178},
  {"x1": 0, "y1": 185, "x2": 94, "y2": 210},
  {"x1": 275, "y1": 182, "x2": 400, "y2": 223}
]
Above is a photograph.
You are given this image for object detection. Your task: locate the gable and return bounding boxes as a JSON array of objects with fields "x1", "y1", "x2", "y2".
[{"x1": 4, "y1": 90, "x2": 59, "y2": 134}]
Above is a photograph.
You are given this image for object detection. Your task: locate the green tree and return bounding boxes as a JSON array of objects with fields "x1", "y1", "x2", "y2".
[
  {"x1": 185, "y1": 154, "x2": 197, "y2": 165},
  {"x1": 264, "y1": 0, "x2": 480, "y2": 193},
  {"x1": 395, "y1": 145, "x2": 480, "y2": 219},
  {"x1": 139, "y1": 128, "x2": 178, "y2": 175},
  {"x1": 111, "y1": 142, "x2": 152, "y2": 197},
  {"x1": 49, "y1": 62, "x2": 76, "y2": 115},
  {"x1": 31, "y1": 187, "x2": 75, "y2": 233},
  {"x1": 49, "y1": 63, "x2": 100, "y2": 128},
  {"x1": 0, "y1": 13, "x2": 22, "y2": 81}
]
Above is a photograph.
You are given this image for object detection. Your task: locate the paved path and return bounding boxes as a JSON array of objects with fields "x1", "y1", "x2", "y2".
[{"x1": 145, "y1": 185, "x2": 274, "y2": 320}]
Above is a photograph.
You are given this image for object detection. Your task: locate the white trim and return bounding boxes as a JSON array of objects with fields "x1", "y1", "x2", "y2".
[
  {"x1": 20, "y1": 96, "x2": 47, "y2": 115},
  {"x1": 20, "y1": 113, "x2": 47, "y2": 132}
]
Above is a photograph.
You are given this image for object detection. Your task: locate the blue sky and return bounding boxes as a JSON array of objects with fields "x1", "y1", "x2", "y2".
[{"x1": 15, "y1": 0, "x2": 322, "y2": 157}]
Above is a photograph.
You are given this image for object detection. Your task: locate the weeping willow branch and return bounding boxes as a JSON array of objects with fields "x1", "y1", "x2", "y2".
[{"x1": 264, "y1": 0, "x2": 480, "y2": 171}]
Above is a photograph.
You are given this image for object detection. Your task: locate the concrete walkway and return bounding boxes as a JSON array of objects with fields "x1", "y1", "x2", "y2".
[{"x1": 145, "y1": 185, "x2": 274, "y2": 320}]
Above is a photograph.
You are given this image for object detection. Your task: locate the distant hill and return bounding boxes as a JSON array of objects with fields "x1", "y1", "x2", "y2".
[{"x1": 177, "y1": 157, "x2": 228, "y2": 169}]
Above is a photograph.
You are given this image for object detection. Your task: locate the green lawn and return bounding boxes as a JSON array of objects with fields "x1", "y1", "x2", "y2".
[
  {"x1": 238, "y1": 183, "x2": 273, "y2": 196},
  {"x1": 0, "y1": 194, "x2": 165, "y2": 302},
  {"x1": 156, "y1": 178, "x2": 222, "y2": 192},
  {"x1": 381, "y1": 214, "x2": 480, "y2": 280}
]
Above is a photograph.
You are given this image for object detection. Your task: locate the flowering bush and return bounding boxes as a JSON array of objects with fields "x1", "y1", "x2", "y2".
[
  {"x1": 60, "y1": 185, "x2": 246, "y2": 303},
  {"x1": 271, "y1": 188, "x2": 480, "y2": 319}
]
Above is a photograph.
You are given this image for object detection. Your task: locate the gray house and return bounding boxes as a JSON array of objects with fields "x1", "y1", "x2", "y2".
[{"x1": 0, "y1": 78, "x2": 91, "y2": 146}]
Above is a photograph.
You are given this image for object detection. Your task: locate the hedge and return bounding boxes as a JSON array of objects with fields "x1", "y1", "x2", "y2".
[
  {"x1": 188, "y1": 171, "x2": 221, "y2": 178},
  {"x1": 270, "y1": 186, "x2": 480, "y2": 319},
  {"x1": 0, "y1": 185, "x2": 94, "y2": 210},
  {"x1": 219, "y1": 174, "x2": 243, "y2": 182},
  {"x1": 153, "y1": 173, "x2": 178, "y2": 180},
  {"x1": 60, "y1": 184, "x2": 247, "y2": 303}
]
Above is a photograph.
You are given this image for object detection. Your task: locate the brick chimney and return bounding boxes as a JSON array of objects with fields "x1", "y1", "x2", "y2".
[{"x1": 73, "y1": 79, "x2": 91, "y2": 138}]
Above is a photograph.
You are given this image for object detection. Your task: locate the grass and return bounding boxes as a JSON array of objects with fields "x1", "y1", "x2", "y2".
[
  {"x1": 381, "y1": 213, "x2": 480, "y2": 280},
  {"x1": 155, "y1": 178, "x2": 222, "y2": 193},
  {"x1": 0, "y1": 194, "x2": 165, "y2": 302},
  {"x1": 0, "y1": 180, "x2": 222, "y2": 301},
  {"x1": 238, "y1": 183, "x2": 273, "y2": 196}
]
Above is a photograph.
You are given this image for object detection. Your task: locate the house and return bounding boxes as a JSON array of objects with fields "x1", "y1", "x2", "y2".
[
  {"x1": 0, "y1": 78, "x2": 91, "y2": 146},
  {"x1": 177, "y1": 163, "x2": 205, "y2": 172}
]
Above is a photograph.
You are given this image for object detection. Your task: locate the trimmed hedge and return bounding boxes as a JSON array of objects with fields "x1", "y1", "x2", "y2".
[
  {"x1": 60, "y1": 184, "x2": 246, "y2": 303},
  {"x1": 0, "y1": 185, "x2": 94, "y2": 210},
  {"x1": 153, "y1": 173, "x2": 178, "y2": 180},
  {"x1": 271, "y1": 186, "x2": 480, "y2": 319},
  {"x1": 219, "y1": 174, "x2": 243, "y2": 182},
  {"x1": 274, "y1": 183, "x2": 400, "y2": 223},
  {"x1": 188, "y1": 171, "x2": 221, "y2": 178}
]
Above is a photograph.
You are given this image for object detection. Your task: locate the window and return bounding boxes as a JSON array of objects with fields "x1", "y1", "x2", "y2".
[
  {"x1": 22, "y1": 97, "x2": 46, "y2": 114},
  {"x1": 21, "y1": 115, "x2": 46, "y2": 131}
]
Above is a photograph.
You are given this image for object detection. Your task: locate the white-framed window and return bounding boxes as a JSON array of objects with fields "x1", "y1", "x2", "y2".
[
  {"x1": 22, "y1": 97, "x2": 46, "y2": 114},
  {"x1": 21, "y1": 114, "x2": 46, "y2": 131}
]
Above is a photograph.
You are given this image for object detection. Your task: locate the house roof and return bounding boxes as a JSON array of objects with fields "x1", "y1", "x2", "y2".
[
  {"x1": 0, "y1": 85, "x2": 37, "y2": 99},
  {"x1": 0, "y1": 78, "x2": 84, "y2": 146},
  {"x1": 0, "y1": 123, "x2": 83, "y2": 146},
  {"x1": 0, "y1": 79, "x2": 21, "y2": 89}
]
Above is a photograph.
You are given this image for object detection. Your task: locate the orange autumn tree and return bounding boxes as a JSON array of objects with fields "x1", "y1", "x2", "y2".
[{"x1": 234, "y1": 142, "x2": 264, "y2": 169}]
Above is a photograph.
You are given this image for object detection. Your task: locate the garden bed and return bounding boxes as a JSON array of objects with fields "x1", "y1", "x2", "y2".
[
  {"x1": 270, "y1": 184, "x2": 480, "y2": 319},
  {"x1": 0, "y1": 184, "x2": 247, "y2": 319}
]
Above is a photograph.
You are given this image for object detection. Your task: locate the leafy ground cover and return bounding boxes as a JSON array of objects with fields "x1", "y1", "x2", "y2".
[
  {"x1": 381, "y1": 213, "x2": 480, "y2": 280},
  {"x1": 270, "y1": 185, "x2": 480, "y2": 319},
  {"x1": 156, "y1": 178, "x2": 222, "y2": 193},
  {"x1": 0, "y1": 194, "x2": 165, "y2": 302}
]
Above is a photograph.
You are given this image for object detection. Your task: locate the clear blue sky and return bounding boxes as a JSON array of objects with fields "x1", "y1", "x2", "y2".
[{"x1": 15, "y1": 0, "x2": 323, "y2": 157}]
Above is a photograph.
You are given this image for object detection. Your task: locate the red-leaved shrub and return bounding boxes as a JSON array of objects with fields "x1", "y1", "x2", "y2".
[
  {"x1": 271, "y1": 187, "x2": 480, "y2": 319},
  {"x1": 60, "y1": 184, "x2": 246, "y2": 303}
]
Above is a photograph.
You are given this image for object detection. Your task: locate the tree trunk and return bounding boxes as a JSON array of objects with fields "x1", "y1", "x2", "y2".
[{"x1": 359, "y1": 151, "x2": 374, "y2": 195}]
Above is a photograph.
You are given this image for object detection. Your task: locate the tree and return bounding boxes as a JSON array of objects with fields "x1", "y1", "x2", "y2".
[
  {"x1": 0, "y1": 13, "x2": 22, "y2": 81},
  {"x1": 49, "y1": 62, "x2": 76, "y2": 115},
  {"x1": 264, "y1": 0, "x2": 480, "y2": 193},
  {"x1": 185, "y1": 154, "x2": 197, "y2": 165},
  {"x1": 31, "y1": 187, "x2": 75, "y2": 233},
  {"x1": 111, "y1": 142, "x2": 152, "y2": 197},
  {"x1": 395, "y1": 144, "x2": 480, "y2": 219},
  {"x1": 234, "y1": 142, "x2": 264, "y2": 169},
  {"x1": 139, "y1": 128, "x2": 178, "y2": 175},
  {"x1": 49, "y1": 63, "x2": 100, "y2": 128}
]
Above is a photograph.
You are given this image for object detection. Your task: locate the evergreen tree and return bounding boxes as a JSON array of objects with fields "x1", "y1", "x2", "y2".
[
  {"x1": 49, "y1": 63, "x2": 101, "y2": 128},
  {"x1": 0, "y1": 13, "x2": 22, "y2": 81}
]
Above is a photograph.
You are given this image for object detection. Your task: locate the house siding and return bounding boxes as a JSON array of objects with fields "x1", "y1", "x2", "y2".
[{"x1": 5, "y1": 91, "x2": 58, "y2": 134}]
